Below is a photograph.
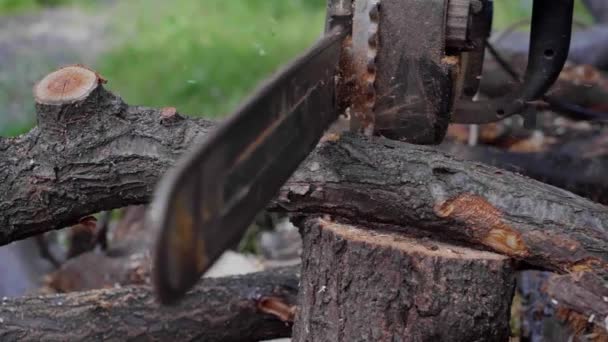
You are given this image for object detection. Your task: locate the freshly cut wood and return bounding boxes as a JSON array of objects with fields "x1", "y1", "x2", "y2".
[
  {"x1": 0, "y1": 267, "x2": 299, "y2": 342},
  {"x1": 292, "y1": 217, "x2": 515, "y2": 341},
  {"x1": 33, "y1": 65, "x2": 102, "y2": 105}
]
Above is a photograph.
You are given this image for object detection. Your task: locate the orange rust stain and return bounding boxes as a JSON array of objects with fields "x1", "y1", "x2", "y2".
[
  {"x1": 235, "y1": 115, "x2": 283, "y2": 164},
  {"x1": 434, "y1": 194, "x2": 528, "y2": 257},
  {"x1": 169, "y1": 195, "x2": 208, "y2": 274}
]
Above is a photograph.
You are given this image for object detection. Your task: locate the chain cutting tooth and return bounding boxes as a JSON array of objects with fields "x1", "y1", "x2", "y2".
[
  {"x1": 349, "y1": 0, "x2": 380, "y2": 135},
  {"x1": 365, "y1": 1, "x2": 379, "y2": 114}
]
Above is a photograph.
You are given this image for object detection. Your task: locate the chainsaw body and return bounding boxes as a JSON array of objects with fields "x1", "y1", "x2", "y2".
[
  {"x1": 150, "y1": 0, "x2": 575, "y2": 304},
  {"x1": 329, "y1": 0, "x2": 573, "y2": 141}
]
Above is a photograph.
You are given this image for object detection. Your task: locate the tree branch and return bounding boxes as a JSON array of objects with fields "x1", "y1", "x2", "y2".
[
  {"x1": 543, "y1": 272, "x2": 608, "y2": 336},
  {"x1": 0, "y1": 267, "x2": 298, "y2": 342},
  {"x1": 438, "y1": 136, "x2": 608, "y2": 205},
  {"x1": 273, "y1": 134, "x2": 608, "y2": 279},
  {"x1": 2, "y1": 65, "x2": 608, "y2": 281},
  {"x1": 0, "y1": 65, "x2": 214, "y2": 244}
]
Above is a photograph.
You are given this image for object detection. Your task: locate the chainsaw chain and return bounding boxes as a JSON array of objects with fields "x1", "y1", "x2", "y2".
[
  {"x1": 363, "y1": 0, "x2": 379, "y2": 135},
  {"x1": 348, "y1": 0, "x2": 380, "y2": 135}
]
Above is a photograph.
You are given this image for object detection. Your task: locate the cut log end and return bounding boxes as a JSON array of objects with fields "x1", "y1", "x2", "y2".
[
  {"x1": 320, "y1": 217, "x2": 508, "y2": 261},
  {"x1": 34, "y1": 65, "x2": 103, "y2": 105},
  {"x1": 294, "y1": 217, "x2": 516, "y2": 342}
]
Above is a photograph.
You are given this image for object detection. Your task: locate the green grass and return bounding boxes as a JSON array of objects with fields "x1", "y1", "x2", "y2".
[
  {"x1": 98, "y1": 0, "x2": 326, "y2": 118},
  {"x1": 493, "y1": 0, "x2": 593, "y2": 30},
  {"x1": 0, "y1": 0, "x2": 91, "y2": 14},
  {"x1": 97, "y1": 0, "x2": 594, "y2": 119},
  {"x1": 0, "y1": 0, "x2": 597, "y2": 135}
]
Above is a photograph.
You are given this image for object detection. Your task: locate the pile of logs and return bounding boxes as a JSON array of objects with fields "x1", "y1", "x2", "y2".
[{"x1": 2, "y1": 17, "x2": 608, "y2": 341}]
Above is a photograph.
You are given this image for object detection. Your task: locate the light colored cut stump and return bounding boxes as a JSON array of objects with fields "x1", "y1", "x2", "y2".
[
  {"x1": 293, "y1": 217, "x2": 516, "y2": 342},
  {"x1": 33, "y1": 65, "x2": 126, "y2": 135},
  {"x1": 34, "y1": 65, "x2": 103, "y2": 105}
]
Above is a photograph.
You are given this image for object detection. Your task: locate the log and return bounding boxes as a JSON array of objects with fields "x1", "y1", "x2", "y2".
[
  {"x1": 0, "y1": 64, "x2": 213, "y2": 244},
  {"x1": 438, "y1": 137, "x2": 608, "y2": 205},
  {"x1": 292, "y1": 217, "x2": 515, "y2": 341},
  {"x1": 544, "y1": 272, "x2": 608, "y2": 337},
  {"x1": 515, "y1": 270, "x2": 608, "y2": 340},
  {"x1": 480, "y1": 55, "x2": 608, "y2": 116},
  {"x1": 2, "y1": 65, "x2": 608, "y2": 280},
  {"x1": 273, "y1": 134, "x2": 608, "y2": 280},
  {"x1": 517, "y1": 271, "x2": 573, "y2": 342},
  {"x1": 0, "y1": 267, "x2": 299, "y2": 342}
]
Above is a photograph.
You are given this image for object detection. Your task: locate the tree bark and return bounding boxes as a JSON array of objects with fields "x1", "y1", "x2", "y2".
[
  {"x1": 292, "y1": 217, "x2": 515, "y2": 341},
  {"x1": 438, "y1": 136, "x2": 608, "y2": 205},
  {"x1": 0, "y1": 65, "x2": 213, "y2": 244},
  {"x1": 0, "y1": 267, "x2": 298, "y2": 342},
  {"x1": 479, "y1": 60, "x2": 608, "y2": 117},
  {"x1": 2, "y1": 65, "x2": 608, "y2": 280},
  {"x1": 273, "y1": 133, "x2": 608, "y2": 280},
  {"x1": 543, "y1": 272, "x2": 608, "y2": 337}
]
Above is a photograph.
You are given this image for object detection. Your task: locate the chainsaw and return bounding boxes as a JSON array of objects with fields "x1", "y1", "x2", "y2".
[{"x1": 148, "y1": 0, "x2": 574, "y2": 304}]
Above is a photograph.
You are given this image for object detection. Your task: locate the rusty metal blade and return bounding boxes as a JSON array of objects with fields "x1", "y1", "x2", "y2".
[{"x1": 149, "y1": 27, "x2": 346, "y2": 304}]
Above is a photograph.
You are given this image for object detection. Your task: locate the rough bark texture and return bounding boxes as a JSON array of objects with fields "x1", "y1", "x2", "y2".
[
  {"x1": 517, "y1": 271, "x2": 573, "y2": 342},
  {"x1": 2, "y1": 66, "x2": 608, "y2": 279},
  {"x1": 292, "y1": 217, "x2": 515, "y2": 342},
  {"x1": 544, "y1": 272, "x2": 608, "y2": 336},
  {"x1": 480, "y1": 60, "x2": 608, "y2": 117},
  {"x1": 1, "y1": 57, "x2": 607, "y2": 342},
  {"x1": 274, "y1": 134, "x2": 608, "y2": 280},
  {"x1": 0, "y1": 267, "x2": 299, "y2": 342},
  {"x1": 516, "y1": 271, "x2": 608, "y2": 340},
  {"x1": 0, "y1": 69, "x2": 213, "y2": 244},
  {"x1": 439, "y1": 136, "x2": 608, "y2": 205}
]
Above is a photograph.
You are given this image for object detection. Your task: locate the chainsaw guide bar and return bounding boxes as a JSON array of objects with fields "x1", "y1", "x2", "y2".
[{"x1": 149, "y1": 0, "x2": 574, "y2": 305}]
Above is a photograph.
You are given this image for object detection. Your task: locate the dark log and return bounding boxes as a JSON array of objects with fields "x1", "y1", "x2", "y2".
[
  {"x1": 480, "y1": 54, "x2": 608, "y2": 115},
  {"x1": 0, "y1": 267, "x2": 299, "y2": 342},
  {"x1": 292, "y1": 217, "x2": 515, "y2": 341},
  {"x1": 544, "y1": 272, "x2": 608, "y2": 338},
  {"x1": 0, "y1": 65, "x2": 214, "y2": 244},
  {"x1": 438, "y1": 136, "x2": 608, "y2": 205},
  {"x1": 517, "y1": 271, "x2": 573, "y2": 342},
  {"x1": 515, "y1": 270, "x2": 608, "y2": 340},
  {"x1": 272, "y1": 133, "x2": 608, "y2": 281}
]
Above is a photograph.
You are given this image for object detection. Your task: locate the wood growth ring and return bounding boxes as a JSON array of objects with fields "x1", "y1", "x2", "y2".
[{"x1": 34, "y1": 65, "x2": 102, "y2": 105}]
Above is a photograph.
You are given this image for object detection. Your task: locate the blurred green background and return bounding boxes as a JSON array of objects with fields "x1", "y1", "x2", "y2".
[{"x1": 0, "y1": 0, "x2": 593, "y2": 136}]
